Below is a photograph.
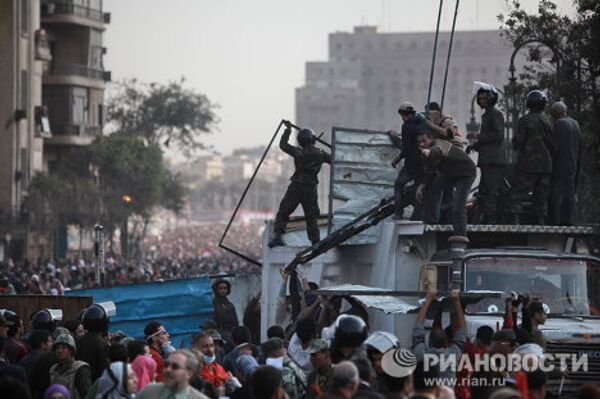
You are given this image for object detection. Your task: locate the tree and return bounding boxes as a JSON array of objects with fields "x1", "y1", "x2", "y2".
[
  {"x1": 106, "y1": 78, "x2": 219, "y2": 156},
  {"x1": 499, "y1": 1, "x2": 600, "y2": 242}
]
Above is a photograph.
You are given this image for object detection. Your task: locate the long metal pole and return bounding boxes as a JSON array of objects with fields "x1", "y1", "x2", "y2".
[
  {"x1": 440, "y1": 0, "x2": 460, "y2": 111},
  {"x1": 426, "y1": 0, "x2": 444, "y2": 109}
]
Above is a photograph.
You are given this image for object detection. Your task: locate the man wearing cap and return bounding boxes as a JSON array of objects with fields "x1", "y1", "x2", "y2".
[
  {"x1": 49, "y1": 334, "x2": 91, "y2": 399},
  {"x1": 145, "y1": 321, "x2": 170, "y2": 382},
  {"x1": 389, "y1": 102, "x2": 427, "y2": 220},
  {"x1": 262, "y1": 337, "x2": 306, "y2": 399},
  {"x1": 306, "y1": 339, "x2": 333, "y2": 399},
  {"x1": 548, "y1": 101, "x2": 582, "y2": 225}
]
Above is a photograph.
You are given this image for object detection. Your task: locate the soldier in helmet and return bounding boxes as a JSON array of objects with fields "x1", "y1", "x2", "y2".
[
  {"x1": 466, "y1": 82, "x2": 507, "y2": 224},
  {"x1": 75, "y1": 304, "x2": 110, "y2": 381},
  {"x1": 30, "y1": 308, "x2": 57, "y2": 333},
  {"x1": 508, "y1": 90, "x2": 554, "y2": 224},
  {"x1": 269, "y1": 120, "x2": 331, "y2": 248},
  {"x1": 389, "y1": 101, "x2": 427, "y2": 220},
  {"x1": 330, "y1": 315, "x2": 368, "y2": 364}
]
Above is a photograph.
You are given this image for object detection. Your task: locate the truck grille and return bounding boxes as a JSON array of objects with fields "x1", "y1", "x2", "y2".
[{"x1": 545, "y1": 341, "x2": 600, "y2": 398}]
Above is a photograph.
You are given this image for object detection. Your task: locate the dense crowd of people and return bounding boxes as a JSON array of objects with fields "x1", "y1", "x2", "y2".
[
  {"x1": 1, "y1": 274, "x2": 599, "y2": 399},
  {"x1": 0, "y1": 222, "x2": 262, "y2": 294}
]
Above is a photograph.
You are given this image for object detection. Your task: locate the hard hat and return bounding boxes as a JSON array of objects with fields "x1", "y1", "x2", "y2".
[
  {"x1": 333, "y1": 315, "x2": 368, "y2": 348},
  {"x1": 297, "y1": 128, "x2": 316, "y2": 146},
  {"x1": 82, "y1": 304, "x2": 110, "y2": 333},
  {"x1": 526, "y1": 90, "x2": 548, "y2": 110}
]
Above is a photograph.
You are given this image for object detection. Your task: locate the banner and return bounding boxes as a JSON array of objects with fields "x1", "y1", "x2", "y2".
[{"x1": 67, "y1": 277, "x2": 213, "y2": 348}]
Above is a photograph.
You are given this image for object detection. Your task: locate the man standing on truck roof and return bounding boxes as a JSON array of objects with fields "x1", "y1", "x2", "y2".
[
  {"x1": 415, "y1": 130, "x2": 476, "y2": 237},
  {"x1": 466, "y1": 82, "x2": 507, "y2": 224},
  {"x1": 548, "y1": 101, "x2": 582, "y2": 226},
  {"x1": 388, "y1": 101, "x2": 427, "y2": 220},
  {"x1": 508, "y1": 90, "x2": 554, "y2": 225},
  {"x1": 269, "y1": 120, "x2": 331, "y2": 248}
]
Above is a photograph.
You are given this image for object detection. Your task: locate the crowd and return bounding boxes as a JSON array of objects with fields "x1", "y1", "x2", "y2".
[
  {"x1": 0, "y1": 222, "x2": 262, "y2": 295},
  {"x1": 2, "y1": 273, "x2": 598, "y2": 399}
]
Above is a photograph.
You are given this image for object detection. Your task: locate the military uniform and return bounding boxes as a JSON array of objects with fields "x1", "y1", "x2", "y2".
[
  {"x1": 273, "y1": 127, "x2": 330, "y2": 244},
  {"x1": 549, "y1": 116, "x2": 582, "y2": 225},
  {"x1": 391, "y1": 114, "x2": 426, "y2": 219},
  {"x1": 510, "y1": 110, "x2": 554, "y2": 221},
  {"x1": 282, "y1": 358, "x2": 307, "y2": 399},
  {"x1": 472, "y1": 106, "x2": 507, "y2": 223}
]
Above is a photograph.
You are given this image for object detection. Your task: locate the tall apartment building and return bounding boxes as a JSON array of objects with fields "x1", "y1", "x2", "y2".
[
  {"x1": 41, "y1": 0, "x2": 111, "y2": 170},
  {"x1": 0, "y1": 0, "x2": 47, "y2": 259},
  {"x1": 296, "y1": 26, "x2": 514, "y2": 208},
  {"x1": 0, "y1": 0, "x2": 110, "y2": 261}
]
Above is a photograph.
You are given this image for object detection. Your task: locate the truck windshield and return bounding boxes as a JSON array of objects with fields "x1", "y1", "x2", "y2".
[{"x1": 465, "y1": 257, "x2": 600, "y2": 316}]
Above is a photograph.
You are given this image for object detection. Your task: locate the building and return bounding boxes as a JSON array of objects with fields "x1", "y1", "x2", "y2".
[
  {"x1": 0, "y1": 0, "x2": 48, "y2": 260},
  {"x1": 41, "y1": 0, "x2": 111, "y2": 170},
  {"x1": 296, "y1": 26, "x2": 515, "y2": 208},
  {"x1": 0, "y1": 0, "x2": 110, "y2": 261}
]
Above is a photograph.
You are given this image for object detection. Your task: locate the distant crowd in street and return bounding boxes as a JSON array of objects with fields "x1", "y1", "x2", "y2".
[{"x1": 0, "y1": 222, "x2": 262, "y2": 295}]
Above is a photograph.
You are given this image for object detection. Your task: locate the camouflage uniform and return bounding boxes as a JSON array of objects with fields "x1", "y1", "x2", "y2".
[
  {"x1": 509, "y1": 110, "x2": 554, "y2": 221},
  {"x1": 282, "y1": 358, "x2": 307, "y2": 399},
  {"x1": 472, "y1": 106, "x2": 507, "y2": 223},
  {"x1": 273, "y1": 127, "x2": 330, "y2": 244}
]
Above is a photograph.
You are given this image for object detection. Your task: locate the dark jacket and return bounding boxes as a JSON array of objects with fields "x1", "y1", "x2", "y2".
[
  {"x1": 0, "y1": 358, "x2": 26, "y2": 382},
  {"x1": 16, "y1": 348, "x2": 43, "y2": 379},
  {"x1": 355, "y1": 382, "x2": 386, "y2": 399},
  {"x1": 28, "y1": 351, "x2": 57, "y2": 399},
  {"x1": 75, "y1": 331, "x2": 109, "y2": 382},
  {"x1": 513, "y1": 111, "x2": 554, "y2": 173},
  {"x1": 551, "y1": 116, "x2": 582, "y2": 179},
  {"x1": 212, "y1": 279, "x2": 239, "y2": 334},
  {"x1": 475, "y1": 107, "x2": 507, "y2": 166},
  {"x1": 280, "y1": 128, "x2": 331, "y2": 186},
  {"x1": 422, "y1": 140, "x2": 476, "y2": 187},
  {"x1": 392, "y1": 114, "x2": 427, "y2": 178}
]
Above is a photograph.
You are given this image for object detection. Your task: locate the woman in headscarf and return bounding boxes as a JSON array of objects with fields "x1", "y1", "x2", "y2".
[
  {"x1": 131, "y1": 353, "x2": 157, "y2": 392},
  {"x1": 94, "y1": 361, "x2": 137, "y2": 399},
  {"x1": 44, "y1": 384, "x2": 72, "y2": 399}
]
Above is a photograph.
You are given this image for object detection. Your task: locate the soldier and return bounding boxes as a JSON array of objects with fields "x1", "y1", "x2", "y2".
[
  {"x1": 466, "y1": 82, "x2": 507, "y2": 224},
  {"x1": 509, "y1": 91, "x2": 554, "y2": 225},
  {"x1": 269, "y1": 120, "x2": 331, "y2": 248},
  {"x1": 548, "y1": 101, "x2": 582, "y2": 225},
  {"x1": 415, "y1": 131, "x2": 476, "y2": 237},
  {"x1": 389, "y1": 102, "x2": 427, "y2": 220}
]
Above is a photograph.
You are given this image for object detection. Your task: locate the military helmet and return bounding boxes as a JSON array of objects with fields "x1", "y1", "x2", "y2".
[
  {"x1": 82, "y1": 304, "x2": 109, "y2": 333},
  {"x1": 334, "y1": 315, "x2": 368, "y2": 348},
  {"x1": 526, "y1": 90, "x2": 548, "y2": 111},
  {"x1": 297, "y1": 128, "x2": 316, "y2": 146},
  {"x1": 53, "y1": 333, "x2": 76, "y2": 352},
  {"x1": 31, "y1": 309, "x2": 57, "y2": 332}
]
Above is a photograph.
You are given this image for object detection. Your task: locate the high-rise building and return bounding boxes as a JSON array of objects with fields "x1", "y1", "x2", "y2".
[
  {"x1": 41, "y1": 0, "x2": 111, "y2": 170},
  {"x1": 296, "y1": 26, "x2": 514, "y2": 208},
  {"x1": 0, "y1": 0, "x2": 110, "y2": 260},
  {"x1": 0, "y1": 0, "x2": 48, "y2": 259}
]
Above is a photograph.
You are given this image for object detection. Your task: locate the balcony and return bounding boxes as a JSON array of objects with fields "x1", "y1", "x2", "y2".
[
  {"x1": 41, "y1": 1, "x2": 110, "y2": 30},
  {"x1": 44, "y1": 124, "x2": 102, "y2": 146},
  {"x1": 43, "y1": 63, "x2": 110, "y2": 89}
]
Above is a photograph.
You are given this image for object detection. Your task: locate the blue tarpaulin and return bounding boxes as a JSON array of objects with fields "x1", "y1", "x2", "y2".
[{"x1": 67, "y1": 277, "x2": 213, "y2": 348}]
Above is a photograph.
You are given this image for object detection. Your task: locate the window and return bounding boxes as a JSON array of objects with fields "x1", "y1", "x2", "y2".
[
  {"x1": 89, "y1": 29, "x2": 103, "y2": 70},
  {"x1": 98, "y1": 104, "x2": 104, "y2": 127},
  {"x1": 71, "y1": 87, "x2": 88, "y2": 125},
  {"x1": 21, "y1": 0, "x2": 29, "y2": 34},
  {"x1": 20, "y1": 70, "x2": 28, "y2": 112}
]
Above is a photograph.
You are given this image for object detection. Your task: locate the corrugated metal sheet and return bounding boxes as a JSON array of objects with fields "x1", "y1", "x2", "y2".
[
  {"x1": 330, "y1": 128, "x2": 398, "y2": 244},
  {"x1": 67, "y1": 278, "x2": 213, "y2": 348},
  {"x1": 319, "y1": 284, "x2": 418, "y2": 314}
]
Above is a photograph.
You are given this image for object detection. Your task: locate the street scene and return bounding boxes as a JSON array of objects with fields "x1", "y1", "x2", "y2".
[{"x1": 1, "y1": 0, "x2": 600, "y2": 398}]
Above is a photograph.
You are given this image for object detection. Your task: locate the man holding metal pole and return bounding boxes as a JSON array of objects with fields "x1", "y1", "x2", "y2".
[{"x1": 269, "y1": 120, "x2": 331, "y2": 248}]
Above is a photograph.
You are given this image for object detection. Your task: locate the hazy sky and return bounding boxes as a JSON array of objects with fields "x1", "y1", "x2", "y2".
[{"x1": 104, "y1": 0, "x2": 575, "y2": 157}]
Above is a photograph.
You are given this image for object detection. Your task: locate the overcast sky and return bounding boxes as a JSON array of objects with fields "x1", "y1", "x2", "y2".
[{"x1": 104, "y1": 0, "x2": 575, "y2": 158}]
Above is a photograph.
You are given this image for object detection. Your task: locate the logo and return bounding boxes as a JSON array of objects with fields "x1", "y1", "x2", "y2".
[{"x1": 382, "y1": 347, "x2": 417, "y2": 378}]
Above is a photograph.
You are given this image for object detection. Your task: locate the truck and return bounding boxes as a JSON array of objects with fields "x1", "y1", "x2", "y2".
[{"x1": 258, "y1": 127, "x2": 600, "y2": 397}]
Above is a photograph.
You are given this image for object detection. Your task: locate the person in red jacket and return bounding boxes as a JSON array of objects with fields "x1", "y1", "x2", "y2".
[
  {"x1": 193, "y1": 332, "x2": 231, "y2": 389},
  {"x1": 144, "y1": 321, "x2": 170, "y2": 382}
]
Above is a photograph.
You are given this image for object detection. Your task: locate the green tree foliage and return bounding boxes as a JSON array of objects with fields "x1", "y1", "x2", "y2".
[
  {"x1": 106, "y1": 78, "x2": 218, "y2": 156},
  {"x1": 499, "y1": 1, "x2": 600, "y2": 232}
]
